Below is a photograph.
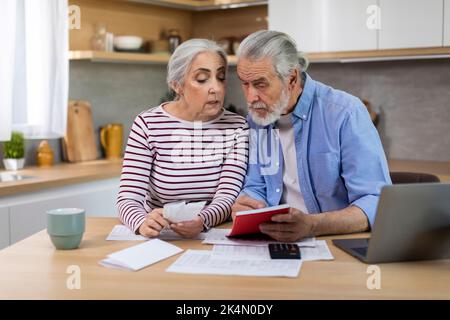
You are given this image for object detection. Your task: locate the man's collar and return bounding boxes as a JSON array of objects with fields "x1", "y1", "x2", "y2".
[{"x1": 292, "y1": 72, "x2": 315, "y2": 121}]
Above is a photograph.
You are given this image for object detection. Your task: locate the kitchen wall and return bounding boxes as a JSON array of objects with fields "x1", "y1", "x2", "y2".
[
  {"x1": 5, "y1": 57, "x2": 450, "y2": 167},
  {"x1": 67, "y1": 57, "x2": 450, "y2": 163},
  {"x1": 307, "y1": 58, "x2": 450, "y2": 162}
]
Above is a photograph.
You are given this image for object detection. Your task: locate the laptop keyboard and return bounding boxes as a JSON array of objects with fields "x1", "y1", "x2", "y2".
[{"x1": 353, "y1": 247, "x2": 368, "y2": 257}]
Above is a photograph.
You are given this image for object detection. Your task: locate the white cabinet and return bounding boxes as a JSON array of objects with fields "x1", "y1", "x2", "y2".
[
  {"x1": 0, "y1": 207, "x2": 9, "y2": 250},
  {"x1": 2, "y1": 177, "x2": 120, "y2": 245},
  {"x1": 379, "y1": 0, "x2": 444, "y2": 49},
  {"x1": 445, "y1": 0, "x2": 450, "y2": 46},
  {"x1": 268, "y1": 0, "x2": 377, "y2": 52}
]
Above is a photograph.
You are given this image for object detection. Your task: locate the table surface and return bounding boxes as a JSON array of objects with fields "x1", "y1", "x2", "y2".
[{"x1": 0, "y1": 217, "x2": 448, "y2": 300}]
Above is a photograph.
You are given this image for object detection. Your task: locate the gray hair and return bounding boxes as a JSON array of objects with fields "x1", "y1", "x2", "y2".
[
  {"x1": 167, "y1": 39, "x2": 227, "y2": 92},
  {"x1": 237, "y1": 30, "x2": 309, "y2": 82}
]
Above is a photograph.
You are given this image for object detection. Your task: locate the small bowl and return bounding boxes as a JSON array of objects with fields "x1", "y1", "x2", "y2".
[{"x1": 114, "y1": 36, "x2": 143, "y2": 50}]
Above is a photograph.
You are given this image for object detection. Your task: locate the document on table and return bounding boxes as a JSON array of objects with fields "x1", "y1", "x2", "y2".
[
  {"x1": 163, "y1": 201, "x2": 206, "y2": 223},
  {"x1": 106, "y1": 225, "x2": 147, "y2": 241},
  {"x1": 300, "y1": 240, "x2": 334, "y2": 261},
  {"x1": 166, "y1": 249, "x2": 302, "y2": 278},
  {"x1": 106, "y1": 225, "x2": 208, "y2": 241},
  {"x1": 211, "y1": 240, "x2": 334, "y2": 262},
  {"x1": 99, "y1": 239, "x2": 183, "y2": 271},
  {"x1": 203, "y1": 228, "x2": 316, "y2": 247}
]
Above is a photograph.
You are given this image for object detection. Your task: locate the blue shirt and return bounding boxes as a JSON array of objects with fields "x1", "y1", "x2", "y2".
[{"x1": 241, "y1": 73, "x2": 391, "y2": 227}]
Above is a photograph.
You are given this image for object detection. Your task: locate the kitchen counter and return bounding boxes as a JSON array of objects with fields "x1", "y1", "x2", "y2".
[
  {"x1": 0, "y1": 217, "x2": 448, "y2": 299},
  {"x1": 0, "y1": 159, "x2": 123, "y2": 197}
]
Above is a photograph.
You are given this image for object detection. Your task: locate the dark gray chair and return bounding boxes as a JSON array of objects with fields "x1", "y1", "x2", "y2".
[{"x1": 389, "y1": 172, "x2": 440, "y2": 184}]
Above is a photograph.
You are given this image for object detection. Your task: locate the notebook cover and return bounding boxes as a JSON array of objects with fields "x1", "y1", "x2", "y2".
[{"x1": 228, "y1": 204, "x2": 290, "y2": 237}]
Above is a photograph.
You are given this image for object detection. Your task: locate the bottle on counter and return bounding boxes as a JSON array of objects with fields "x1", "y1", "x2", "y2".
[{"x1": 36, "y1": 140, "x2": 54, "y2": 167}]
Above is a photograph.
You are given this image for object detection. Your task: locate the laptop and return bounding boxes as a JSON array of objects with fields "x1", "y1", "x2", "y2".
[{"x1": 333, "y1": 183, "x2": 450, "y2": 263}]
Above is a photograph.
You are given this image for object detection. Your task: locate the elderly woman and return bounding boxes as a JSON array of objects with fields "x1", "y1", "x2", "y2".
[{"x1": 117, "y1": 39, "x2": 248, "y2": 238}]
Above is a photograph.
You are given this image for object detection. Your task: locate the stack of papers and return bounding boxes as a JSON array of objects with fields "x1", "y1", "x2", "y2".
[
  {"x1": 211, "y1": 240, "x2": 334, "y2": 261},
  {"x1": 106, "y1": 225, "x2": 208, "y2": 241},
  {"x1": 99, "y1": 239, "x2": 183, "y2": 271},
  {"x1": 166, "y1": 250, "x2": 302, "y2": 278},
  {"x1": 164, "y1": 229, "x2": 333, "y2": 278},
  {"x1": 202, "y1": 228, "x2": 316, "y2": 247},
  {"x1": 102, "y1": 225, "x2": 333, "y2": 276}
]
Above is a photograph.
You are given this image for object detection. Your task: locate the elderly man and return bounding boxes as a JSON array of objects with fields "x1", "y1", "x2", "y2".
[{"x1": 232, "y1": 30, "x2": 391, "y2": 242}]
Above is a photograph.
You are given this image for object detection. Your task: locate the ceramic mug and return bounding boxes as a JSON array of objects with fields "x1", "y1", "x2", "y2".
[
  {"x1": 47, "y1": 208, "x2": 85, "y2": 250},
  {"x1": 100, "y1": 123, "x2": 123, "y2": 159}
]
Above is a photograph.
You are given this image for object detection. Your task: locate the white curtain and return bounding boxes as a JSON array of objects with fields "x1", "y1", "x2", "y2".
[
  {"x1": 0, "y1": 0, "x2": 68, "y2": 141},
  {"x1": 0, "y1": 1, "x2": 16, "y2": 141}
]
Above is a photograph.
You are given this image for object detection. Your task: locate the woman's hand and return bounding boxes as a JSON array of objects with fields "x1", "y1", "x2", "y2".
[
  {"x1": 138, "y1": 208, "x2": 169, "y2": 237},
  {"x1": 170, "y1": 216, "x2": 204, "y2": 238}
]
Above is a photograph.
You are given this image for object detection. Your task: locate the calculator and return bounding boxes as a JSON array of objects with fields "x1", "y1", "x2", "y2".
[{"x1": 268, "y1": 243, "x2": 301, "y2": 259}]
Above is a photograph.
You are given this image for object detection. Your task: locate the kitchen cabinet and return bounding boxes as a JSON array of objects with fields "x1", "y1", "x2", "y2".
[
  {"x1": 0, "y1": 207, "x2": 9, "y2": 250},
  {"x1": 379, "y1": 0, "x2": 444, "y2": 49},
  {"x1": 445, "y1": 0, "x2": 450, "y2": 46},
  {"x1": 2, "y1": 177, "x2": 119, "y2": 246},
  {"x1": 268, "y1": 0, "x2": 377, "y2": 52}
]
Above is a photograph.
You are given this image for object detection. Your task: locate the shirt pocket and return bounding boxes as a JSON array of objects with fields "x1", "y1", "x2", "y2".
[{"x1": 309, "y1": 152, "x2": 341, "y2": 196}]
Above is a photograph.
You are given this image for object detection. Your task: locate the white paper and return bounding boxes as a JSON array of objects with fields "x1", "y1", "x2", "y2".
[
  {"x1": 106, "y1": 225, "x2": 147, "y2": 241},
  {"x1": 300, "y1": 240, "x2": 334, "y2": 261},
  {"x1": 99, "y1": 239, "x2": 183, "y2": 271},
  {"x1": 106, "y1": 225, "x2": 208, "y2": 241},
  {"x1": 158, "y1": 228, "x2": 209, "y2": 240},
  {"x1": 166, "y1": 250, "x2": 302, "y2": 278},
  {"x1": 163, "y1": 201, "x2": 206, "y2": 223},
  {"x1": 212, "y1": 245, "x2": 271, "y2": 260},
  {"x1": 212, "y1": 240, "x2": 333, "y2": 262},
  {"x1": 203, "y1": 228, "x2": 316, "y2": 247}
]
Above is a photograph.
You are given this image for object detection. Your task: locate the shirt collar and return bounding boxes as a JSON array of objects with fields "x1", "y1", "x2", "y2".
[{"x1": 292, "y1": 72, "x2": 315, "y2": 121}]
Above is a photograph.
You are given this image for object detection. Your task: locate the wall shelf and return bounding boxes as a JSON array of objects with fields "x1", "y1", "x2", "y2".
[
  {"x1": 69, "y1": 47, "x2": 450, "y2": 66},
  {"x1": 69, "y1": 50, "x2": 238, "y2": 65}
]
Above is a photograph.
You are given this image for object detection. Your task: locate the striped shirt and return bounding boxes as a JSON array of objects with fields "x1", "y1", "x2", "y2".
[{"x1": 117, "y1": 104, "x2": 249, "y2": 232}]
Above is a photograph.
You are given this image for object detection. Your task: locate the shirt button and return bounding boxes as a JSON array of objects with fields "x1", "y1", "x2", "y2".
[
  {"x1": 276, "y1": 188, "x2": 280, "y2": 192},
  {"x1": 276, "y1": 162, "x2": 279, "y2": 166}
]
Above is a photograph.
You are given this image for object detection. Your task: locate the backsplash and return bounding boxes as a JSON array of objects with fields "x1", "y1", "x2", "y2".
[
  {"x1": 3, "y1": 58, "x2": 449, "y2": 168},
  {"x1": 307, "y1": 59, "x2": 450, "y2": 162}
]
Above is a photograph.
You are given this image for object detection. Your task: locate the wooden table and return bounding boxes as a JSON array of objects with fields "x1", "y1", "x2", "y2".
[{"x1": 0, "y1": 218, "x2": 448, "y2": 300}]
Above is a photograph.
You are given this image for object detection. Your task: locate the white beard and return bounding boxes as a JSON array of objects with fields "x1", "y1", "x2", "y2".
[{"x1": 248, "y1": 88, "x2": 290, "y2": 126}]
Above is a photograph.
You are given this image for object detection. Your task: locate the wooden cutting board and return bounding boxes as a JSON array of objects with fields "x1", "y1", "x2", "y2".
[{"x1": 62, "y1": 100, "x2": 98, "y2": 162}]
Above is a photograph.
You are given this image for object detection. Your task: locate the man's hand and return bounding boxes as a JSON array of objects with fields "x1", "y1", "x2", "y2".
[
  {"x1": 170, "y1": 216, "x2": 204, "y2": 238},
  {"x1": 138, "y1": 208, "x2": 169, "y2": 237},
  {"x1": 259, "y1": 208, "x2": 315, "y2": 242},
  {"x1": 231, "y1": 195, "x2": 266, "y2": 220}
]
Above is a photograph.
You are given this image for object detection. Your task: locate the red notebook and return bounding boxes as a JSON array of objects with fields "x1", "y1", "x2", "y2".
[{"x1": 228, "y1": 204, "x2": 290, "y2": 237}]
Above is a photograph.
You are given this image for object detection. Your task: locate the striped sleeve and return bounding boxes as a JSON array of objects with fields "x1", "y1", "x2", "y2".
[
  {"x1": 116, "y1": 114, "x2": 153, "y2": 233},
  {"x1": 199, "y1": 122, "x2": 249, "y2": 229}
]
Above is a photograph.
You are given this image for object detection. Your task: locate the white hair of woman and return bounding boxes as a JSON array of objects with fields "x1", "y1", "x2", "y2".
[
  {"x1": 236, "y1": 30, "x2": 309, "y2": 82},
  {"x1": 167, "y1": 38, "x2": 228, "y2": 98}
]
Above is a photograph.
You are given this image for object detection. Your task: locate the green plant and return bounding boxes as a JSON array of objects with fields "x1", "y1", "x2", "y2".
[{"x1": 3, "y1": 131, "x2": 25, "y2": 159}]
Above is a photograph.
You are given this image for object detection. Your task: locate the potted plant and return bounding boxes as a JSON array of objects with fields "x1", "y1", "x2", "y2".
[{"x1": 2, "y1": 131, "x2": 25, "y2": 171}]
